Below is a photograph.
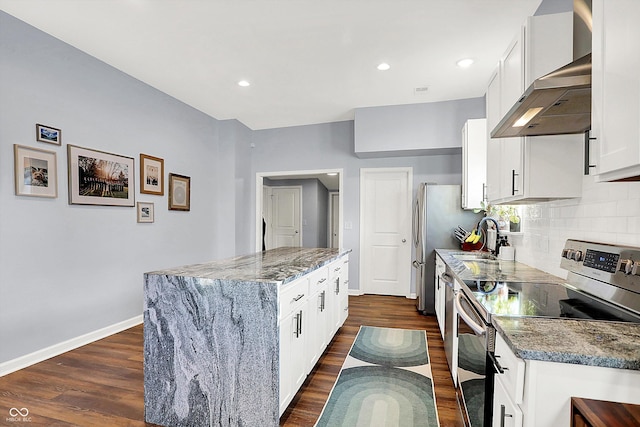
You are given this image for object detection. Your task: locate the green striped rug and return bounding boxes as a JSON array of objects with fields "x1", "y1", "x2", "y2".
[{"x1": 315, "y1": 326, "x2": 440, "y2": 427}]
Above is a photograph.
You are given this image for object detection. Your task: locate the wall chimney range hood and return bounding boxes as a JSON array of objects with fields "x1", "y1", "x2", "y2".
[
  {"x1": 491, "y1": 0, "x2": 592, "y2": 139},
  {"x1": 490, "y1": 54, "x2": 591, "y2": 138}
]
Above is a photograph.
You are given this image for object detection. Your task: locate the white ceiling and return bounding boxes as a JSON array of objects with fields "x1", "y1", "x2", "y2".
[{"x1": 0, "y1": 0, "x2": 543, "y2": 130}]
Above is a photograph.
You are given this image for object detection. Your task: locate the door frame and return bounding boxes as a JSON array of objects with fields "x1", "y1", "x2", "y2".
[
  {"x1": 255, "y1": 169, "x2": 343, "y2": 252},
  {"x1": 328, "y1": 191, "x2": 339, "y2": 249},
  {"x1": 359, "y1": 167, "x2": 413, "y2": 297}
]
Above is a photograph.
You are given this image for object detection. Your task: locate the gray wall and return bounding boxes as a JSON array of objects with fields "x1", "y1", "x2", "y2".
[
  {"x1": 1, "y1": 10, "x2": 486, "y2": 366},
  {"x1": 0, "y1": 11, "x2": 227, "y2": 364},
  {"x1": 249, "y1": 104, "x2": 485, "y2": 295}
]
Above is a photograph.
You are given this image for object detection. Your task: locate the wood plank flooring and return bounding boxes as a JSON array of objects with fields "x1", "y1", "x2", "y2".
[{"x1": 0, "y1": 295, "x2": 463, "y2": 426}]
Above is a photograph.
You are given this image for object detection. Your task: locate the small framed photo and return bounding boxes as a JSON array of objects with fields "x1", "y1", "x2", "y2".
[
  {"x1": 137, "y1": 202, "x2": 154, "y2": 223},
  {"x1": 67, "y1": 144, "x2": 135, "y2": 206},
  {"x1": 168, "y1": 173, "x2": 190, "y2": 211},
  {"x1": 14, "y1": 144, "x2": 58, "y2": 198},
  {"x1": 36, "y1": 123, "x2": 61, "y2": 145},
  {"x1": 140, "y1": 153, "x2": 164, "y2": 195}
]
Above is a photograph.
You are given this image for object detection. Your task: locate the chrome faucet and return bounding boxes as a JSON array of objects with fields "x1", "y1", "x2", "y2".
[{"x1": 478, "y1": 217, "x2": 501, "y2": 255}]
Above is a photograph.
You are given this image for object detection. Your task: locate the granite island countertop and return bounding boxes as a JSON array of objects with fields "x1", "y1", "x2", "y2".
[
  {"x1": 146, "y1": 246, "x2": 350, "y2": 284},
  {"x1": 494, "y1": 316, "x2": 640, "y2": 370}
]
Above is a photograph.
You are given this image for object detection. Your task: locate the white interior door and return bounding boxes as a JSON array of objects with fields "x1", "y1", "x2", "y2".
[
  {"x1": 329, "y1": 192, "x2": 339, "y2": 249},
  {"x1": 270, "y1": 186, "x2": 302, "y2": 249},
  {"x1": 360, "y1": 168, "x2": 412, "y2": 297}
]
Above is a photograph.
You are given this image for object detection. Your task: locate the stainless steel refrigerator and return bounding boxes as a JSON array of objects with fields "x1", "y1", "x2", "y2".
[{"x1": 412, "y1": 183, "x2": 483, "y2": 315}]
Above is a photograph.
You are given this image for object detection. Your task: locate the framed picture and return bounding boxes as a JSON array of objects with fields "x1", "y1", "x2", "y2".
[
  {"x1": 67, "y1": 145, "x2": 135, "y2": 206},
  {"x1": 36, "y1": 123, "x2": 61, "y2": 145},
  {"x1": 14, "y1": 144, "x2": 58, "y2": 198},
  {"x1": 140, "y1": 153, "x2": 164, "y2": 195},
  {"x1": 137, "y1": 202, "x2": 154, "y2": 223},
  {"x1": 168, "y1": 173, "x2": 190, "y2": 211}
]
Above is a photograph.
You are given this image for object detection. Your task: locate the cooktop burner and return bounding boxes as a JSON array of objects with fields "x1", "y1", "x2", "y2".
[{"x1": 463, "y1": 280, "x2": 640, "y2": 323}]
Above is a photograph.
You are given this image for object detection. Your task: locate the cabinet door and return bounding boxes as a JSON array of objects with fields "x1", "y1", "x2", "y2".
[
  {"x1": 492, "y1": 379, "x2": 523, "y2": 427},
  {"x1": 339, "y1": 257, "x2": 349, "y2": 326},
  {"x1": 434, "y1": 255, "x2": 446, "y2": 339},
  {"x1": 593, "y1": 0, "x2": 640, "y2": 181},
  {"x1": 462, "y1": 119, "x2": 487, "y2": 210},
  {"x1": 279, "y1": 311, "x2": 296, "y2": 415},
  {"x1": 500, "y1": 138, "x2": 524, "y2": 201},
  {"x1": 486, "y1": 69, "x2": 502, "y2": 204}
]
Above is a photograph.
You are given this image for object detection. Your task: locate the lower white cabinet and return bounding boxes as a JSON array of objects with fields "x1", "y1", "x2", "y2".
[
  {"x1": 279, "y1": 253, "x2": 350, "y2": 416},
  {"x1": 279, "y1": 277, "x2": 309, "y2": 415},
  {"x1": 306, "y1": 267, "x2": 330, "y2": 373},
  {"x1": 492, "y1": 379, "x2": 523, "y2": 427},
  {"x1": 434, "y1": 254, "x2": 446, "y2": 339},
  {"x1": 492, "y1": 333, "x2": 640, "y2": 427}
]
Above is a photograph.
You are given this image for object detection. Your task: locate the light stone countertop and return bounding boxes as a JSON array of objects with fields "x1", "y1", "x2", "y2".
[
  {"x1": 146, "y1": 246, "x2": 350, "y2": 284},
  {"x1": 493, "y1": 316, "x2": 640, "y2": 370},
  {"x1": 436, "y1": 248, "x2": 640, "y2": 370}
]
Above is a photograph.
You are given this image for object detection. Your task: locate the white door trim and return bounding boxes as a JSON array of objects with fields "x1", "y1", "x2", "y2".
[
  {"x1": 255, "y1": 169, "x2": 343, "y2": 252},
  {"x1": 359, "y1": 167, "x2": 413, "y2": 297},
  {"x1": 328, "y1": 191, "x2": 339, "y2": 249}
]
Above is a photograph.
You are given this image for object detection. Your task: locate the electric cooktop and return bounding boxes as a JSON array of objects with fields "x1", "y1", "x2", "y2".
[{"x1": 463, "y1": 279, "x2": 640, "y2": 323}]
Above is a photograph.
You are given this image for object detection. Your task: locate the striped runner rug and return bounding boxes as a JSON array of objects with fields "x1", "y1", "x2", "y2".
[{"x1": 315, "y1": 326, "x2": 440, "y2": 427}]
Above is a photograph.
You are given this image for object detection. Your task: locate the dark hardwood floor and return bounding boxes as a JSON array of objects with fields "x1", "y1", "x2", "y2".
[{"x1": 0, "y1": 295, "x2": 463, "y2": 426}]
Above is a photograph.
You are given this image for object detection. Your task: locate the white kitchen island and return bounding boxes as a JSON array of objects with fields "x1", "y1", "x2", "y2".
[{"x1": 143, "y1": 247, "x2": 350, "y2": 427}]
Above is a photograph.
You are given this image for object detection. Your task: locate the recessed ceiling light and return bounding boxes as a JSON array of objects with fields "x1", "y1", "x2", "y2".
[
  {"x1": 238, "y1": 80, "x2": 250, "y2": 87},
  {"x1": 456, "y1": 58, "x2": 474, "y2": 68},
  {"x1": 327, "y1": 172, "x2": 338, "y2": 176},
  {"x1": 377, "y1": 63, "x2": 391, "y2": 71}
]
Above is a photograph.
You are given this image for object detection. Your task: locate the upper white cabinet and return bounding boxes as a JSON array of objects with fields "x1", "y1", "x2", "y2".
[
  {"x1": 486, "y1": 12, "x2": 583, "y2": 204},
  {"x1": 592, "y1": 0, "x2": 640, "y2": 182},
  {"x1": 462, "y1": 118, "x2": 487, "y2": 210}
]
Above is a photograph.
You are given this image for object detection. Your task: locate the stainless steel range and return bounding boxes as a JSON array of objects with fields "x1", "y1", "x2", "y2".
[{"x1": 454, "y1": 239, "x2": 640, "y2": 427}]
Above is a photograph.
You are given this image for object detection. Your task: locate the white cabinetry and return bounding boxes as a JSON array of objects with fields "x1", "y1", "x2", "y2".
[
  {"x1": 434, "y1": 254, "x2": 446, "y2": 339},
  {"x1": 462, "y1": 118, "x2": 487, "y2": 210},
  {"x1": 493, "y1": 333, "x2": 640, "y2": 427},
  {"x1": 278, "y1": 277, "x2": 309, "y2": 415},
  {"x1": 306, "y1": 267, "x2": 330, "y2": 373},
  {"x1": 279, "y1": 253, "x2": 350, "y2": 416},
  {"x1": 486, "y1": 12, "x2": 583, "y2": 204},
  {"x1": 592, "y1": 0, "x2": 640, "y2": 182}
]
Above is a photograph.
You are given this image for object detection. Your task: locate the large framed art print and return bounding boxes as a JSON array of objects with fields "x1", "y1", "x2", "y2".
[{"x1": 67, "y1": 145, "x2": 135, "y2": 206}]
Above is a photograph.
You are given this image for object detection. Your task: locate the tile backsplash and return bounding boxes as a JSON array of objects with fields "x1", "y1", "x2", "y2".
[{"x1": 511, "y1": 176, "x2": 640, "y2": 279}]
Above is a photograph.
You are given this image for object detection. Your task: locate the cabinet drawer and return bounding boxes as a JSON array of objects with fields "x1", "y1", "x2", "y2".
[
  {"x1": 493, "y1": 377, "x2": 523, "y2": 427},
  {"x1": 279, "y1": 277, "x2": 309, "y2": 320},
  {"x1": 308, "y1": 266, "x2": 329, "y2": 290},
  {"x1": 494, "y1": 333, "x2": 526, "y2": 404}
]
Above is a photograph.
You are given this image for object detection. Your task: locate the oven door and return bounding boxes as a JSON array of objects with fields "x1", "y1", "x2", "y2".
[{"x1": 455, "y1": 288, "x2": 491, "y2": 427}]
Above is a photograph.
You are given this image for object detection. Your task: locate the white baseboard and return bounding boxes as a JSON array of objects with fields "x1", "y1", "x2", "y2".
[
  {"x1": 0, "y1": 315, "x2": 143, "y2": 377},
  {"x1": 408, "y1": 293, "x2": 417, "y2": 299},
  {"x1": 348, "y1": 289, "x2": 364, "y2": 296}
]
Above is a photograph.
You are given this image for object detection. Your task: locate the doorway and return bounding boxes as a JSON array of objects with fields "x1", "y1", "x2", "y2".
[
  {"x1": 256, "y1": 169, "x2": 343, "y2": 252},
  {"x1": 359, "y1": 167, "x2": 413, "y2": 297},
  {"x1": 328, "y1": 192, "x2": 339, "y2": 249}
]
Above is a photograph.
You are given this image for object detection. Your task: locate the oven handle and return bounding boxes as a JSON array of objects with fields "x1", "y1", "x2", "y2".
[{"x1": 455, "y1": 290, "x2": 486, "y2": 336}]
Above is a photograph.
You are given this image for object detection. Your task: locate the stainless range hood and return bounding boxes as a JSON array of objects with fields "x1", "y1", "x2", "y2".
[{"x1": 491, "y1": 0, "x2": 592, "y2": 138}]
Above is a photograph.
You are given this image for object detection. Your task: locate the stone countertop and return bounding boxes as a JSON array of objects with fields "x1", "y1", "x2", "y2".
[
  {"x1": 436, "y1": 248, "x2": 640, "y2": 370},
  {"x1": 146, "y1": 247, "x2": 350, "y2": 284},
  {"x1": 493, "y1": 316, "x2": 640, "y2": 370},
  {"x1": 435, "y1": 248, "x2": 566, "y2": 284}
]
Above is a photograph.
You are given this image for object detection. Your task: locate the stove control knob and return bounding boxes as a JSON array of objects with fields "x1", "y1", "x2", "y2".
[
  {"x1": 572, "y1": 251, "x2": 583, "y2": 262},
  {"x1": 562, "y1": 249, "x2": 569, "y2": 258},
  {"x1": 619, "y1": 259, "x2": 634, "y2": 275},
  {"x1": 565, "y1": 249, "x2": 575, "y2": 260}
]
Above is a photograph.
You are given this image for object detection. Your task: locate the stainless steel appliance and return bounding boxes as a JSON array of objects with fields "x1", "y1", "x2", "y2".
[
  {"x1": 412, "y1": 183, "x2": 482, "y2": 315},
  {"x1": 454, "y1": 239, "x2": 640, "y2": 427}
]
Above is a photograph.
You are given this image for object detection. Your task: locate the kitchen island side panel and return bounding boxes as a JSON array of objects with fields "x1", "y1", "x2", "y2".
[{"x1": 143, "y1": 274, "x2": 279, "y2": 427}]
